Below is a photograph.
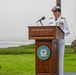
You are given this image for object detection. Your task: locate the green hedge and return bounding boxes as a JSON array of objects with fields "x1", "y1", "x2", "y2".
[
  {"x1": 65, "y1": 45, "x2": 75, "y2": 54},
  {"x1": 0, "y1": 44, "x2": 35, "y2": 54},
  {"x1": 0, "y1": 44, "x2": 75, "y2": 54}
]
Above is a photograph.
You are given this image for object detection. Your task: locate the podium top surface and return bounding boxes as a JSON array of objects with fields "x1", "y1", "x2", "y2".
[{"x1": 28, "y1": 26, "x2": 64, "y2": 40}]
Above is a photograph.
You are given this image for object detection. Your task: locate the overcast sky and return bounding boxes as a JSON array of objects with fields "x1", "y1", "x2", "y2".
[{"x1": 0, "y1": 0, "x2": 76, "y2": 43}]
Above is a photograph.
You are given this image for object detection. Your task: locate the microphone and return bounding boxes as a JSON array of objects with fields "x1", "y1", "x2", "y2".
[
  {"x1": 37, "y1": 16, "x2": 45, "y2": 22},
  {"x1": 36, "y1": 16, "x2": 45, "y2": 26}
]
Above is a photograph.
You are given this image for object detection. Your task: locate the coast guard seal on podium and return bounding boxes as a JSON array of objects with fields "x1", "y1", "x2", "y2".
[{"x1": 37, "y1": 46, "x2": 50, "y2": 60}]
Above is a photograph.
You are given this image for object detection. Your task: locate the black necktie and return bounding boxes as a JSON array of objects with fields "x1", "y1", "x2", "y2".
[{"x1": 55, "y1": 18, "x2": 57, "y2": 21}]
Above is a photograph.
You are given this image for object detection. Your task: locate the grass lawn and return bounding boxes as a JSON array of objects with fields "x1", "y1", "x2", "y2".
[
  {"x1": 64, "y1": 54, "x2": 76, "y2": 72},
  {"x1": 0, "y1": 54, "x2": 76, "y2": 75},
  {"x1": 0, "y1": 44, "x2": 76, "y2": 75},
  {"x1": 0, "y1": 54, "x2": 35, "y2": 75}
]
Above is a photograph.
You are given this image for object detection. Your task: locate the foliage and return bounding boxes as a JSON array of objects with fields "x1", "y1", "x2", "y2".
[
  {"x1": 65, "y1": 45, "x2": 75, "y2": 54},
  {"x1": 0, "y1": 44, "x2": 35, "y2": 54},
  {"x1": 0, "y1": 44, "x2": 75, "y2": 54}
]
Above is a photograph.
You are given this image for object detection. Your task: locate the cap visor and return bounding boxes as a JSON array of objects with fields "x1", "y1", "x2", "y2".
[{"x1": 52, "y1": 10, "x2": 57, "y2": 12}]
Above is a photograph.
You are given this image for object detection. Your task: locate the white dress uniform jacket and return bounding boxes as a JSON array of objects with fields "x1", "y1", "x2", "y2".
[
  {"x1": 49, "y1": 16, "x2": 70, "y2": 75},
  {"x1": 49, "y1": 16, "x2": 70, "y2": 43}
]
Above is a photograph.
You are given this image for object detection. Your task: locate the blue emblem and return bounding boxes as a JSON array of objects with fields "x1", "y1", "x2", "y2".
[{"x1": 37, "y1": 46, "x2": 50, "y2": 60}]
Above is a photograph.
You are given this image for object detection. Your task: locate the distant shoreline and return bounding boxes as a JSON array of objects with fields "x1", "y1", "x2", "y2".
[
  {"x1": 0, "y1": 41, "x2": 35, "y2": 48},
  {"x1": 0, "y1": 41, "x2": 70, "y2": 48}
]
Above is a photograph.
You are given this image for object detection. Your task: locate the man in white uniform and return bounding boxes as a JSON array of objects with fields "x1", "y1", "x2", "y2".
[{"x1": 49, "y1": 6, "x2": 70, "y2": 75}]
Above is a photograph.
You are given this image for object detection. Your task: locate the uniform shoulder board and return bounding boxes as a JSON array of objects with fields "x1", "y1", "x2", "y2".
[
  {"x1": 49, "y1": 17, "x2": 53, "y2": 20},
  {"x1": 61, "y1": 17, "x2": 66, "y2": 19}
]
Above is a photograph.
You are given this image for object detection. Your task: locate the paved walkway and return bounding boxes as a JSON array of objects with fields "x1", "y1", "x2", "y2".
[{"x1": 64, "y1": 73, "x2": 76, "y2": 75}]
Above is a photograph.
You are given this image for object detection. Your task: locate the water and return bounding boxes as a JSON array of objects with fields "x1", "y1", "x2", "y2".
[{"x1": 0, "y1": 41, "x2": 35, "y2": 48}]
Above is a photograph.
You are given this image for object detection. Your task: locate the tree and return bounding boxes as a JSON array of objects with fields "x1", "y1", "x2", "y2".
[{"x1": 71, "y1": 40, "x2": 76, "y2": 53}]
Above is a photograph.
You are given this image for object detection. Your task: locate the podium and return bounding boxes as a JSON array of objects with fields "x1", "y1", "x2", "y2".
[{"x1": 28, "y1": 26, "x2": 64, "y2": 75}]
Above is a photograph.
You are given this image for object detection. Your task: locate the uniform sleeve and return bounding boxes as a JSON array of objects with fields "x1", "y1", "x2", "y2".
[{"x1": 63, "y1": 20, "x2": 70, "y2": 36}]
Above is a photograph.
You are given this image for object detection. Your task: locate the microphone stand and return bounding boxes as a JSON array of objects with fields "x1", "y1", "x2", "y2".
[
  {"x1": 40, "y1": 21, "x2": 43, "y2": 26},
  {"x1": 36, "y1": 21, "x2": 43, "y2": 26},
  {"x1": 36, "y1": 21, "x2": 39, "y2": 26}
]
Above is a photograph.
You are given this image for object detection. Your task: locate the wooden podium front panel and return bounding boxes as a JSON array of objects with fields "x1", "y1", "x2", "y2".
[
  {"x1": 36, "y1": 40, "x2": 53, "y2": 75},
  {"x1": 35, "y1": 40, "x2": 59, "y2": 75}
]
